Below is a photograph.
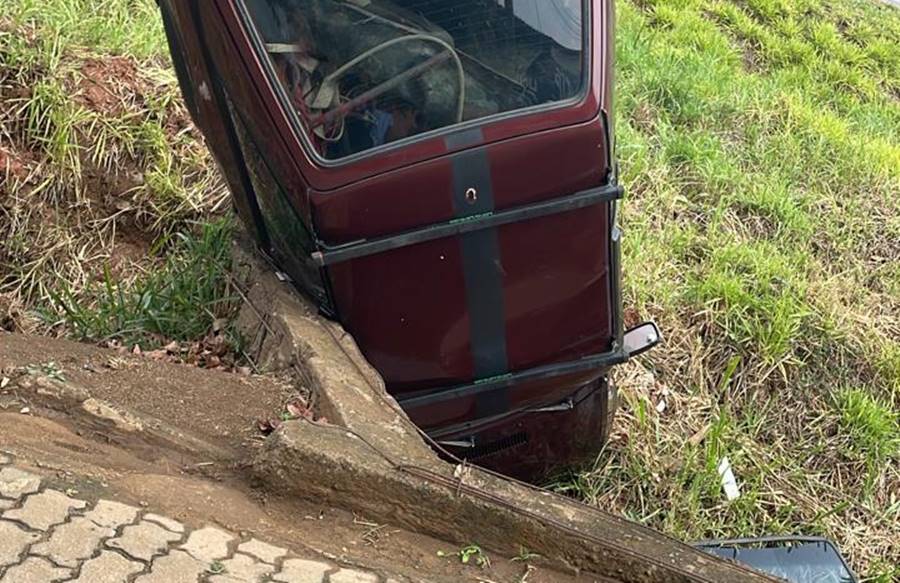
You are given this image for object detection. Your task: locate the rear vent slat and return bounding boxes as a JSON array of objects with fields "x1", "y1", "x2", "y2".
[{"x1": 467, "y1": 432, "x2": 529, "y2": 460}]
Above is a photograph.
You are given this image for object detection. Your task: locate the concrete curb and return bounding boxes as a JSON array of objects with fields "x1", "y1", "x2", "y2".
[{"x1": 235, "y1": 240, "x2": 777, "y2": 583}]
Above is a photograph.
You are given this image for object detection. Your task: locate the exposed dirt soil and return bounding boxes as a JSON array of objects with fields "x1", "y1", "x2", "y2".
[
  {"x1": 0, "y1": 144, "x2": 33, "y2": 181},
  {"x1": 0, "y1": 332, "x2": 293, "y2": 452},
  {"x1": 74, "y1": 56, "x2": 148, "y2": 116},
  {"x1": 0, "y1": 332, "x2": 583, "y2": 582}
]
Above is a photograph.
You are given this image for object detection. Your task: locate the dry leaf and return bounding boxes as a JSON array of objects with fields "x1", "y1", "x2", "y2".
[{"x1": 285, "y1": 400, "x2": 309, "y2": 419}]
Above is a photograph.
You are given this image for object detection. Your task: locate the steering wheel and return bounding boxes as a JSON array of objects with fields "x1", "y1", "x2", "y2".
[{"x1": 308, "y1": 34, "x2": 466, "y2": 134}]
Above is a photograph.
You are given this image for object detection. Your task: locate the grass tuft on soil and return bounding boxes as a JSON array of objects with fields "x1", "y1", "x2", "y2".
[
  {"x1": 46, "y1": 217, "x2": 239, "y2": 347},
  {"x1": 555, "y1": 0, "x2": 899, "y2": 579},
  {"x1": 0, "y1": 0, "x2": 898, "y2": 580},
  {"x1": 0, "y1": 0, "x2": 232, "y2": 353}
]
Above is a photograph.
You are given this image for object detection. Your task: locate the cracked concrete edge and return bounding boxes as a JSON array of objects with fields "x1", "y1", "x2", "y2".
[
  {"x1": 7, "y1": 375, "x2": 234, "y2": 463},
  {"x1": 234, "y1": 242, "x2": 778, "y2": 583},
  {"x1": 233, "y1": 240, "x2": 432, "y2": 465}
]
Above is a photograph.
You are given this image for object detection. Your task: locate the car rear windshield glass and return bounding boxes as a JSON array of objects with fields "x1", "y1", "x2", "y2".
[{"x1": 244, "y1": 0, "x2": 586, "y2": 160}]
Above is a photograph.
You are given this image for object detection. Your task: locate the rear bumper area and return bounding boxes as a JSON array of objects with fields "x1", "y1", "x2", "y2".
[{"x1": 434, "y1": 375, "x2": 617, "y2": 481}]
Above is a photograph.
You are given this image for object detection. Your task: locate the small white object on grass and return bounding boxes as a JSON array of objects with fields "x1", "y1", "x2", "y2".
[{"x1": 717, "y1": 457, "x2": 741, "y2": 501}]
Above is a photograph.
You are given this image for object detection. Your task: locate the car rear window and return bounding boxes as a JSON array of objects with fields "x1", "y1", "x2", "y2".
[{"x1": 244, "y1": 0, "x2": 587, "y2": 160}]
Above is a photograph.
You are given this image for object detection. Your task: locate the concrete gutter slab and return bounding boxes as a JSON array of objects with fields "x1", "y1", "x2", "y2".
[{"x1": 235, "y1": 239, "x2": 778, "y2": 583}]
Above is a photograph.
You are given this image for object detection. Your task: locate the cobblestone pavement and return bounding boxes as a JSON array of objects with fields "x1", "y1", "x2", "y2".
[{"x1": 0, "y1": 454, "x2": 400, "y2": 583}]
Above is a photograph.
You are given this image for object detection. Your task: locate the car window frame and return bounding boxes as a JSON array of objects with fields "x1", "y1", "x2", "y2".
[{"x1": 233, "y1": 0, "x2": 593, "y2": 169}]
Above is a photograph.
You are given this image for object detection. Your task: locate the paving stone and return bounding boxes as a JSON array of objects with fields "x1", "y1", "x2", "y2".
[
  {"x1": 133, "y1": 550, "x2": 207, "y2": 583},
  {"x1": 0, "y1": 468, "x2": 41, "y2": 501},
  {"x1": 0, "y1": 520, "x2": 41, "y2": 569},
  {"x1": 2, "y1": 489, "x2": 85, "y2": 530},
  {"x1": 106, "y1": 520, "x2": 182, "y2": 561},
  {"x1": 273, "y1": 558, "x2": 331, "y2": 583},
  {"x1": 329, "y1": 568, "x2": 379, "y2": 583},
  {"x1": 73, "y1": 550, "x2": 144, "y2": 583},
  {"x1": 85, "y1": 500, "x2": 140, "y2": 529},
  {"x1": 0, "y1": 556, "x2": 71, "y2": 582},
  {"x1": 237, "y1": 538, "x2": 287, "y2": 565},
  {"x1": 208, "y1": 553, "x2": 274, "y2": 583},
  {"x1": 180, "y1": 525, "x2": 234, "y2": 562},
  {"x1": 31, "y1": 516, "x2": 114, "y2": 567},
  {"x1": 144, "y1": 513, "x2": 185, "y2": 533}
]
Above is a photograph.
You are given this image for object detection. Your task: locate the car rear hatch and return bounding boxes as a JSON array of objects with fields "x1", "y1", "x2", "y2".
[{"x1": 159, "y1": 0, "x2": 623, "y2": 434}]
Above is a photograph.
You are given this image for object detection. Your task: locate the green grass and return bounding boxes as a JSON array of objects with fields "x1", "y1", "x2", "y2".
[
  {"x1": 558, "y1": 0, "x2": 900, "y2": 579},
  {"x1": 48, "y1": 218, "x2": 238, "y2": 347},
  {"x1": 2, "y1": 0, "x2": 165, "y2": 59},
  {"x1": 0, "y1": 0, "x2": 229, "y2": 351},
  {"x1": 835, "y1": 388, "x2": 900, "y2": 491}
]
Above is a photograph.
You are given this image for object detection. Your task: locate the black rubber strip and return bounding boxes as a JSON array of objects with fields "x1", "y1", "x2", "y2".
[
  {"x1": 426, "y1": 374, "x2": 606, "y2": 441},
  {"x1": 312, "y1": 183, "x2": 624, "y2": 266},
  {"x1": 444, "y1": 127, "x2": 484, "y2": 149},
  {"x1": 449, "y1": 140, "x2": 510, "y2": 418}
]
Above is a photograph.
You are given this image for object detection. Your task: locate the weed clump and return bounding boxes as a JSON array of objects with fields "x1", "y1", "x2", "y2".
[{"x1": 48, "y1": 218, "x2": 238, "y2": 348}]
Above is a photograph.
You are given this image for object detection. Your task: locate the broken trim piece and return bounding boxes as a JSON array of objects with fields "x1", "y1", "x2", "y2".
[{"x1": 311, "y1": 183, "x2": 624, "y2": 266}]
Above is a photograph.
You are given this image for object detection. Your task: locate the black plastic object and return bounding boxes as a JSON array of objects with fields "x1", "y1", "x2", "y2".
[{"x1": 695, "y1": 536, "x2": 857, "y2": 583}]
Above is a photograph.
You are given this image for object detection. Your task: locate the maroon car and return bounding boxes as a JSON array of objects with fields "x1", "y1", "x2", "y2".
[{"x1": 157, "y1": 0, "x2": 659, "y2": 480}]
